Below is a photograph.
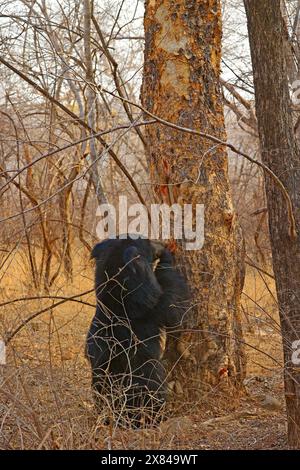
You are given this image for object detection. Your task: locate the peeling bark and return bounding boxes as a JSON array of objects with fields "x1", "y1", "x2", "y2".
[{"x1": 141, "y1": 0, "x2": 246, "y2": 396}]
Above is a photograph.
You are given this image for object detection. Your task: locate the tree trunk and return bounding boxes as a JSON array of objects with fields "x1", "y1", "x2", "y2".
[
  {"x1": 141, "y1": 0, "x2": 246, "y2": 397},
  {"x1": 244, "y1": 0, "x2": 300, "y2": 448},
  {"x1": 83, "y1": 0, "x2": 107, "y2": 205}
]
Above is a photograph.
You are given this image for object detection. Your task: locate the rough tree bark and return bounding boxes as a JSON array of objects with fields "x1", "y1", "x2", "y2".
[
  {"x1": 244, "y1": 0, "x2": 300, "y2": 448},
  {"x1": 141, "y1": 0, "x2": 246, "y2": 397}
]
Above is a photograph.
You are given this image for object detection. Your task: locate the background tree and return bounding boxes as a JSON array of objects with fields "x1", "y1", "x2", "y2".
[{"x1": 244, "y1": 0, "x2": 300, "y2": 448}]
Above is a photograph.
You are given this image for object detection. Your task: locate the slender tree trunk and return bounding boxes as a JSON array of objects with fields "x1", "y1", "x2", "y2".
[
  {"x1": 244, "y1": 0, "x2": 300, "y2": 448},
  {"x1": 280, "y1": 0, "x2": 300, "y2": 85},
  {"x1": 141, "y1": 0, "x2": 246, "y2": 397},
  {"x1": 83, "y1": 0, "x2": 107, "y2": 205}
]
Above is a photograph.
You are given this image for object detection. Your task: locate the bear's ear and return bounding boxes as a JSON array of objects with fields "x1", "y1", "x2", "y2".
[
  {"x1": 91, "y1": 239, "x2": 120, "y2": 288},
  {"x1": 91, "y1": 239, "x2": 119, "y2": 260},
  {"x1": 123, "y1": 246, "x2": 140, "y2": 274}
]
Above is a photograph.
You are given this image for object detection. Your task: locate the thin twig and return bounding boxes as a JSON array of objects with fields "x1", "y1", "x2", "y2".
[
  {"x1": 0, "y1": 56, "x2": 147, "y2": 207},
  {"x1": 5, "y1": 289, "x2": 95, "y2": 344}
]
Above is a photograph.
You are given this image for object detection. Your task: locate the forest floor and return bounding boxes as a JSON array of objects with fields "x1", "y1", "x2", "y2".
[{"x1": 0, "y1": 253, "x2": 287, "y2": 449}]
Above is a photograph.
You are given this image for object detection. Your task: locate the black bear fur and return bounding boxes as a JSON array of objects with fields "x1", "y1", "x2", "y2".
[{"x1": 86, "y1": 236, "x2": 189, "y2": 427}]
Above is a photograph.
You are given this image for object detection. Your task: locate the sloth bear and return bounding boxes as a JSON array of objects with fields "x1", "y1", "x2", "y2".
[{"x1": 86, "y1": 236, "x2": 189, "y2": 427}]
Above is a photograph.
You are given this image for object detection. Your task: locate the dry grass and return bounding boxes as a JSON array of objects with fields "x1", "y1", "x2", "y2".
[{"x1": 0, "y1": 252, "x2": 287, "y2": 449}]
